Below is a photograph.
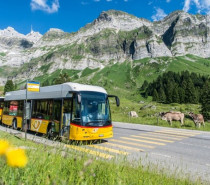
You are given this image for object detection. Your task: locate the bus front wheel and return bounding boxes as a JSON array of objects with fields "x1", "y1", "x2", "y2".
[{"x1": 12, "y1": 119, "x2": 17, "y2": 130}]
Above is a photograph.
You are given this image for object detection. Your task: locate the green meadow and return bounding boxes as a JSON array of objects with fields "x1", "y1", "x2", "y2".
[{"x1": 110, "y1": 97, "x2": 210, "y2": 131}]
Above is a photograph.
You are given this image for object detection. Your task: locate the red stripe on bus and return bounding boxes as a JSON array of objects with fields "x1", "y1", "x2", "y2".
[{"x1": 71, "y1": 123, "x2": 112, "y2": 128}]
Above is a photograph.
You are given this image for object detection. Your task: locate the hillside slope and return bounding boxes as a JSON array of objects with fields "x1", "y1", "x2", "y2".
[{"x1": 30, "y1": 55, "x2": 210, "y2": 99}]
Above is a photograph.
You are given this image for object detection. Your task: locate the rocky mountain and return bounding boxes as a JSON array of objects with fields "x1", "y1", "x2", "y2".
[{"x1": 0, "y1": 10, "x2": 210, "y2": 85}]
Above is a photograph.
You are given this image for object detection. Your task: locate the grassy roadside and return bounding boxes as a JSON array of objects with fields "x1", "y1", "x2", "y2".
[
  {"x1": 110, "y1": 97, "x2": 210, "y2": 131},
  {"x1": 0, "y1": 131, "x2": 198, "y2": 185}
]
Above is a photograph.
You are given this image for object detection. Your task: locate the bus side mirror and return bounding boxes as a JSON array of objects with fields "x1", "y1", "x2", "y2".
[
  {"x1": 116, "y1": 96, "x2": 120, "y2": 107},
  {"x1": 77, "y1": 94, "x2": 81, "y2": 104},
  {"x1": 108, "y1": 95, "x2": 120, "y2": 107}
]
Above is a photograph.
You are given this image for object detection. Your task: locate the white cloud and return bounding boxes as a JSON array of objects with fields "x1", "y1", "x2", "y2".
[
  {"x1": 151, "y1": 8, "x2": 167, "y2": 21},
  {"x1": 183, "y1": 0, "x2": 210, "y2": 14},
  {"x1": 183, "y1": 0, "x2": 191, "y2": 12},
  {"x1": 31, "y1": 0, "x2": 59, "y2": 13}
]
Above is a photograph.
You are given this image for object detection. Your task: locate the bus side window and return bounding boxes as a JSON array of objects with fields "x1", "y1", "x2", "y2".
[
  {"x1": 18, "y1": 101, "x2": 24, "y2": 117},
  {"x1": 0, "y1": 102, "x2": 4, "y2": 108},
  {"x1": 53, "y1": 100, "x2": 61, "y2": 122},
  {"x1": 47, "y1": 100, "x2": 53, "y2": 119},
  {"x1": 3, "y1": 102, "x2": 9, "y2": 115},
  {"x1": 41, "y1": 101, "x2": 46, "y2": 119},
  {"x1": 32, "y1": 101, "x2": 37, "y2": 118},
  {"x1": 9, "y1": 101, "x2": 18, "y2": 116},
  {"x1": 72, "y1": 96, "x2": 81, "y2": 122},
  {"x1": 32, "y1": 101, "x2": 44, "y2": 119}
]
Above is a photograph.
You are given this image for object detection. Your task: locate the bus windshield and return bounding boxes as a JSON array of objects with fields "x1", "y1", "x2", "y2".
[{"x1": 80, "y1": 91, "x2": 111, "y2": 127}]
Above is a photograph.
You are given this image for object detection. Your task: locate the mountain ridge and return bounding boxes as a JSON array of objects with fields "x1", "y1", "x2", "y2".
[{"x1": 0, "y1": 10, "x2": 210, "y2": 85}]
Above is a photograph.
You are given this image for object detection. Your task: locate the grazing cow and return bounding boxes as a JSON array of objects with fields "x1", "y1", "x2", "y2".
[
  {"x1": 189, "y1": 112, "x2": 205, "y2": 128},
  {"x1": 160, "y1": 112, "x2": 184, "y2": 126}
]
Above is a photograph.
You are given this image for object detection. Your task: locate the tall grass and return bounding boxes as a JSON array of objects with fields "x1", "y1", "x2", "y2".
[{"x1": 0, "y1": 131, "x2": 198, "y2": 185}]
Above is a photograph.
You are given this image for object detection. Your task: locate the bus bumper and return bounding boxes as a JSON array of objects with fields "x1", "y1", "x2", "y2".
[{"x1": 69, "y1": 124, "x2": 113, "y2": 141}]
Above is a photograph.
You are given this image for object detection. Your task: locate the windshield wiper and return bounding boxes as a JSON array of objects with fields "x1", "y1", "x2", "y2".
[
  {"x1": 85, "y1": 120, "x2": 111, "y2": 126},
  {"x1": 85, "y1": 121, "x2": 104, "y2": 126}
]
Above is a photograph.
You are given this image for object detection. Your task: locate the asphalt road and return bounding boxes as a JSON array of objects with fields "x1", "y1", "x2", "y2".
[
  {"x1": 1, "y1": 122, "x2": 210, "y2": 183},
  {"x1": 111, "y1": 122, "x2": 210, "y2": 183}
]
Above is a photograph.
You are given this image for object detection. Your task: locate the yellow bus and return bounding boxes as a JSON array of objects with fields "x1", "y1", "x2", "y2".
[
  {"x1": 0, "y1": 97, "x2": 4, "y2": 123},
  {"x1": 2, "y1": 83, "x2": 120, "y2": 140}
]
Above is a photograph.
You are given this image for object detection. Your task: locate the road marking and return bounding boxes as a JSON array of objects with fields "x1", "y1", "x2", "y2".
[
  {"x1": 121, "y1": 137, "x2": 166, "y2": 146},
  {"x1": 109, "y1": 139, "x2": 155, "y2": 149},
  {"x1": 131, "y1": 135, "x2": 174, "y2": 143},
  {"x1": 163, "y1": 129, "x2": 201, "y2": 135},
  {"x1": 103, "y1": 142, "x2": 144, "y2": 152},
  {"x1": 140, "y1": 133, "x2": 182, "y2": 140},
  {"x1": 161, "y1": 129, "x2": 200, "y2": 135},
  {"x1": 157, "y1": 130, "x2": 197, "y2": 137},
  {"x1": 88, "y1": 145, "x2": 129, "y2": 155},
  {"x1": 65, "y1": 145, "x2": 114, "y2": 159},
  {"x1": 153, "y1": 131, "x2": 189, "y2": 138}
]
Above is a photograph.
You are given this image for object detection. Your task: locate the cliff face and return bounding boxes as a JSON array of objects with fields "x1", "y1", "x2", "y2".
[{"x1": 0, "y1": 10, "x2": 209, "y2": 84}]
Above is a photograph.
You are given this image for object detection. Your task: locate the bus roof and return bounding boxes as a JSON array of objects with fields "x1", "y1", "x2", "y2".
[{"x1": 5, "y1": 82, "x2": 107, "y2": 101}]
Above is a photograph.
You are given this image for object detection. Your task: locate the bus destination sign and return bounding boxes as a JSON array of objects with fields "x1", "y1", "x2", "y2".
[{"x1": 27, "y1": 81, "x2": 40, "y2": 92}]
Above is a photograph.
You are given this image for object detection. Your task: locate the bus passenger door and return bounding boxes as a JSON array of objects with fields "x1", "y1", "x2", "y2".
[
  {"x1": 61, "y1": 99, "x2": 72, "y2": 138},
  {"x1": 52, "y1": 100, "x2": 62, "y2": 135}
]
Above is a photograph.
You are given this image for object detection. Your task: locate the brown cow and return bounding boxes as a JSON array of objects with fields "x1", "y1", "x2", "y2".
[
  {"x1": 160, "y1": 112, "x2": 184, "y2": 126},
  {"x1": 189, "y1": 112, "x2": 205, "y2": 128}
]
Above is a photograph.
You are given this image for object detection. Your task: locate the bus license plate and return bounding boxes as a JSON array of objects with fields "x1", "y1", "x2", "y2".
[{"x1": 99, "y1": 134, "x2": 104, "y2": 137}]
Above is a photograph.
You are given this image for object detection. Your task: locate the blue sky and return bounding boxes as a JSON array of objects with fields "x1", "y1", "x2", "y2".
[{"x1": 0, "y1": 0, "x2": 209, "y2": 35}]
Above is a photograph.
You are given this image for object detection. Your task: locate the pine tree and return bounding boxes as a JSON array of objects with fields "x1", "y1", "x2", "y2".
[
  {"x1": 165, "y1": 81, "x2": 174, "y2": 103},
  {"x1": 158, "y1": 87, "x2": 166, "y2": 103},
  {"x1": 144, "y1": 91, "x2": 148, "y2": 99},
  {"x1": 4, "y1": 80, "x2": 15, "y2": 94},
  {"x1": 172, "y1": 87, "x2": 180, "y2": 103},
  {"x1": 144, "y1": 71, "x2": 207, "y2": 105},
  {"x1": 152, "y1": 89, "x2": 159, "y2": 101},
  {"x1": 140, "y1": 80, "x2": 149, "y2": 91},
  {"x1": 201, "y1": 81, "x2": 210, "y2": 120},
  {"x1": 178, "y1": 87, "x2": 185, "y2": 104},
  {"x1": 42, "y1": 80, "x2": 50, "y2": 87},
  {"x1": 14, "y1": 83, "x2": 17, "y2": 90},
  {"x1": 185, "y1": 78, "x2": 198, "y2": 103},
  {"x1": 53, "y1": 72, "x2": 71, "y2": 85}
]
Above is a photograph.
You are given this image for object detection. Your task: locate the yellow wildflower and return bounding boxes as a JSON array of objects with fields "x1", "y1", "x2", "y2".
[
  {"x1": 0, "y1": 140, "x2": 10, "y2": 155},
  {"x1": 5, "y1": 148, "x2": 28, "y2": 167}
]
